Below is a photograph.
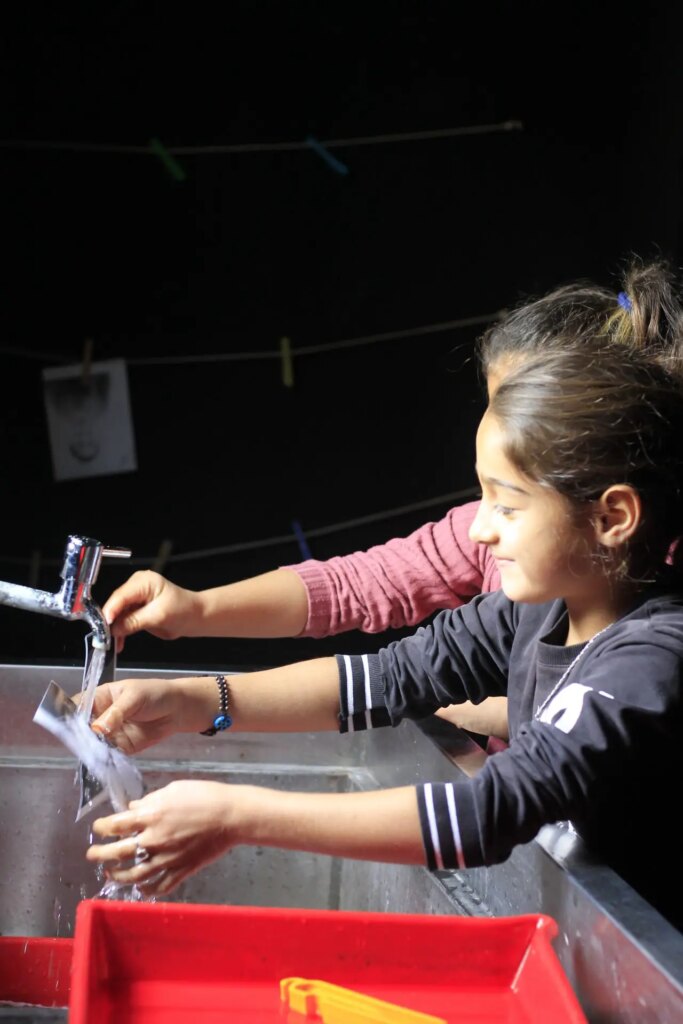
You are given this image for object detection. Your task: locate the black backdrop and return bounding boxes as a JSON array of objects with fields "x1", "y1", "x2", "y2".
[{"x1": 1, "y1": 1, "x2": 682, "y2": 669}]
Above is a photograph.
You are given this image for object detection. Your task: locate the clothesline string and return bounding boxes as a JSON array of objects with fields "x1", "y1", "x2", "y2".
[
  {"x1": 0, "y1": 120, "x2": 523, "y2": 155},
  {"x1": 0, "y1": 487, "x2": 480, "y2": 569},
  {"x1": 0, "y1": 312, "x2": 503, "y2": 365},
  {"x1": 128, "y1": 313, "x2": 501, "y2": 366}
]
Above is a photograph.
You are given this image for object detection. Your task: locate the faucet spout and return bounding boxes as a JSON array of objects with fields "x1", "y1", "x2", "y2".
[
  {"x1": 80, "y1": 597, "x2": 111, "y2": 649},
  {"x1": 0, "y1": 534, "x2": 132, "y2": 649}
]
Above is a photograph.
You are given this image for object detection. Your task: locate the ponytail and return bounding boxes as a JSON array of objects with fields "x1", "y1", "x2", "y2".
[{"x1": 603, "y1": 258, "x2": 683, "y2": 362}]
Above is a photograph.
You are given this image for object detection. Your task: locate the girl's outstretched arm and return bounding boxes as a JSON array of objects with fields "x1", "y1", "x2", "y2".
[
  {"x1": 88, "y1": 658, "x2": 342, "y2": 755},
  {"x1": 87, "y1": 783, "x2": 423, "y2": 896}
]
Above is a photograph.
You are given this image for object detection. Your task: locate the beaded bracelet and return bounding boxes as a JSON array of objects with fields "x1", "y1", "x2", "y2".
[{"x1": 200, "y1": 674, "x2": 233, "y2": 735}]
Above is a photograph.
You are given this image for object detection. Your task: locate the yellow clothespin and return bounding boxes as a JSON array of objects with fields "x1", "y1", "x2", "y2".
[
  {"x1": 280, "y1": 336, "x2": 294, "y2": 388},
  {"x1": 28, "y1": 549, "x2": 41, "y2": 589},
  {"x1": 280, "y1": 977, "x2": 446, "y2": 1024},
  {"x1": 152, "y1": 538, "x2": 173, "y2": 574},
  {"x1": 81, "y1": 338, "x2": 94, "y2": 384}
]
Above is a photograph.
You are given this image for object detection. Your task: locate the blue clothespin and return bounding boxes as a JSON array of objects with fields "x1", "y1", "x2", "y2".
[
  {"x1": 291, "y1": 520, "x2": 313, "y2": 560},
  {"x1": 306, "y1": 136, "x2": 349, "y2": 176}
]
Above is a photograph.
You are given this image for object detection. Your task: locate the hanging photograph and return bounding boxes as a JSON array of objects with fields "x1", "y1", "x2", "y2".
[{"x1": 42, "y1": 358, "x2": 138, "y2": 481}]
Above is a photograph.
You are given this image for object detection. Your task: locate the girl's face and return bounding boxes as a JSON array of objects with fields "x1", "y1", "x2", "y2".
[{"x1": 469, "y1": 409, "x2": 602, "y2": 606}]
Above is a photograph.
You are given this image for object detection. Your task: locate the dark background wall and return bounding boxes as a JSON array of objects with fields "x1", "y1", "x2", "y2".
[{"x1": 1, "y1": 1, "x2": 682, "y2": 670}]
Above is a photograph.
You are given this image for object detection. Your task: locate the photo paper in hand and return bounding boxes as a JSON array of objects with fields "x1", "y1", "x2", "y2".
[{"x1": 33, "y1": 680, "x2": 144, "y2": 821}]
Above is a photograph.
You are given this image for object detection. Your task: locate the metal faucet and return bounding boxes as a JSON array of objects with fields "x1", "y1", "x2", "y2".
[{"x1": 0, "y1": 534, "x2": 132, "y2": 650}]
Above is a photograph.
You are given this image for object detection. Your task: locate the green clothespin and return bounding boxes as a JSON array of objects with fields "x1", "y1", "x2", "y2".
[{"x1": 149, "y1": 137, "x2": 186, "y2": 182}]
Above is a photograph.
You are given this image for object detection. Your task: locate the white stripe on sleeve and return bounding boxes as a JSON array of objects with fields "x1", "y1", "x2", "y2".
[
  {"x1": 343, "y1": 654, "x2": 354, "y2": 716},
  {"x1": 361, "y1": 653, "x2": 372, "y2": 708},
  {"x1": 444, "y1": 783, "x2": 465, "y2": 869},
  {"x1": 423, "y1": 783, "x2": 445, "y2": 870}
]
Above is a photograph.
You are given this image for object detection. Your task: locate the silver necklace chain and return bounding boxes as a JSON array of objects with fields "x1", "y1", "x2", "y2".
[{"x1": 534, "y1": 623, "x2": 612, "y2": 720}]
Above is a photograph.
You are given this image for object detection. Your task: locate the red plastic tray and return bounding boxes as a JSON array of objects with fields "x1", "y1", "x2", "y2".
[
  {"x1": 68, "y1": 901, "x2": 587, "y2": 1023},
  {"x1": 0, "y1": 935, "x2": 72, "y2": 1008}
]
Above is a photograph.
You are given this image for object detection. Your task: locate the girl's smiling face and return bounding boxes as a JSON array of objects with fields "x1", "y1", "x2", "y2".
[{"x1": 469, "y1": 409, "x2": 601, "y2": 606}]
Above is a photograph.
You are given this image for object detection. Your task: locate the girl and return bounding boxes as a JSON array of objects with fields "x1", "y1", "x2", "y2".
[
  {"x1": 88, "y1": 338, "x2": 683, "y2": 930},
  {"x1": 98, "y1": 260, "x2": 683, "y2": 745}
]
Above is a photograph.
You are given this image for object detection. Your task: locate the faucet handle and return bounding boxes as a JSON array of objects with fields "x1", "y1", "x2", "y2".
[{"x1": 101, "y1": 546, "x2": 132, "y2": 560}]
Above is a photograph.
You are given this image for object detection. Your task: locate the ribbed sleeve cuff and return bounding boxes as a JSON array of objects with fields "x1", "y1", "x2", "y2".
[
  {"x1": 416, "y1": 782, "x2": 482, "y2": 871},
  {"x1": 281, "y1": 562, "x2": 335, "y2": 638},
  {"x1": 335, "y1": 653, "x2": 392, "y2": 733}
]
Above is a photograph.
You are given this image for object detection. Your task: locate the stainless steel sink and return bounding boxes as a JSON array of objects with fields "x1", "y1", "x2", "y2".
[
  {"x1": 2, "y1": 662, "x2": 683, "y2": 1023},
  {"x1": 0, "y1": 663, "x2": 461, "y2": 941}
]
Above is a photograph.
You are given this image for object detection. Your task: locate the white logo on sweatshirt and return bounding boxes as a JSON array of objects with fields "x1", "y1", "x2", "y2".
[{"x1": 538, "y1": 683, "x2": 592, "y2": 734}]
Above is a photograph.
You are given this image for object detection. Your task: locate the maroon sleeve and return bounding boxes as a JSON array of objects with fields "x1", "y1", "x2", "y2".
[{"x1": 283, "y1": 501, "x2": 501, "y2": 638}]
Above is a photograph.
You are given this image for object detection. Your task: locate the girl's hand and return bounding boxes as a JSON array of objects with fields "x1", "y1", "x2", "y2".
[
  {"x1": 103, "y1": 571, "x2": 201, "y2": 653},
  {"x1": 435, "y1": 696, "x2": 510, "y2": 740},
  {"x1": 86, "y1": 781, "x2": 237, "y2": 895},
  {"x1": 86, "y1": 677, "x2": 211, "y2": 755}
]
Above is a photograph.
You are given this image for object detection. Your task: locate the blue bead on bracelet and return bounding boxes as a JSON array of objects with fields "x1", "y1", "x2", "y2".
[{"x1": 200, "y1": 674, "x2": 233, "y2": 736}]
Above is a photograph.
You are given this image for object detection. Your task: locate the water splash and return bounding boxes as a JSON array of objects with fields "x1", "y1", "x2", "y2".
[
  {"x1": 52, "y1": 897, "x2": 62, "y2": 937},
  {"x1": 96, "y1": 878, "x2": 156, "y2": 904}
]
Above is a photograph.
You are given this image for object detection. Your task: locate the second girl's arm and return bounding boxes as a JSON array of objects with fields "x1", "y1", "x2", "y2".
[
  {"x1": 102, "y1": 502, "x2": 499, "y2": 648},
  {"x1": 286, "y1": 501, "x2": 498, "y2": 637},
  {"x1": 103, "y1": 569, "x2": 310, "y2": 649}
]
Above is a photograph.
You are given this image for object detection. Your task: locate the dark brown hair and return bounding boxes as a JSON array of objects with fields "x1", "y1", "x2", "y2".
[
  {"x1": 489, "y1": 343, "x2": 683, "y2": 579},
  {"x1": 478, "y1": 258, "x2": 683, "y2": 377}
]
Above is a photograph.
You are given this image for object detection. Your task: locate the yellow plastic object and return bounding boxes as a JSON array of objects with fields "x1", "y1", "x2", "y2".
[{"x1": 280, "y1": 976, "x2": 447, "y2": 1024}]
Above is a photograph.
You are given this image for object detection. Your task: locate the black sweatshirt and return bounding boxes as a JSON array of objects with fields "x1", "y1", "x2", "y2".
[{"x1": 336, "y1": 582, "x2": 683, "y2": 929}]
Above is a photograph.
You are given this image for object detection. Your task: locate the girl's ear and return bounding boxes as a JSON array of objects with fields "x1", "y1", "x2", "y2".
[{"x1": 593, "y1": 485, "x2": 642, "y2": 548}]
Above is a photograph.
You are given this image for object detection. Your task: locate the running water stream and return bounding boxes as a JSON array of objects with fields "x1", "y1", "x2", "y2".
[
  {"x1": 77, "y1": 642, "x2": 106, "y2": 724},
  {"x1": 76, "y1": 639, "x2": 152, "y2": 905}
]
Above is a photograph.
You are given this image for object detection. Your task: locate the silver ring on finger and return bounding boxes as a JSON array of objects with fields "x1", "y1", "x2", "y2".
[{"x1": 135, "y1": 844, "x2": 151, "y2": 864}]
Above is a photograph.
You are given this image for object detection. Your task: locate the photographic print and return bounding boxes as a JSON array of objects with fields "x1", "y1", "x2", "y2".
[{"x1": 43, "y1": 358, "x2": 137, "y2": 481}]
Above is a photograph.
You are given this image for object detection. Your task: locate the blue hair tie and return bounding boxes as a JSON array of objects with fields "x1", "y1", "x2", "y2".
[{"x1": 617, "y1": 291, "x2": 633, "y2": 312}]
